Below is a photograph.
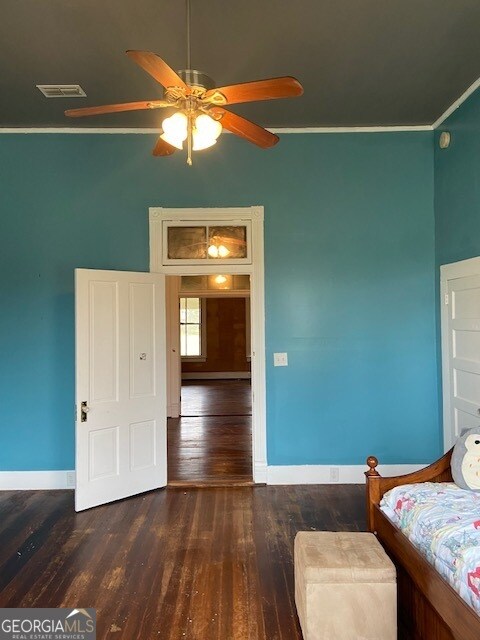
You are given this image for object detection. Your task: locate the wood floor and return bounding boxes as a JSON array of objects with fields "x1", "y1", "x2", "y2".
[
  {"x1": 179, "y1": 379, "x2": 252, "y2": 417},
  {"x1": 0, "y1": 485, "x2": 368, "y2": 640},
  {"x1": 168, "y1": 380, "x2": 252, "y2": 486}
]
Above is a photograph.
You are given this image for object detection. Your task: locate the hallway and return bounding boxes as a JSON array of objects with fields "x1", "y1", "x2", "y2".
[{"x1": 167, "y1": 379, "x2": 253, "y2": 486}]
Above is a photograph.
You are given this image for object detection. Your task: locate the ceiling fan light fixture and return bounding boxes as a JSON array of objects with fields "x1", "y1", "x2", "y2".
[
  {"x1": 195, "y1": 113, "x2": 222, "y2": 139},
  {"x1": 192, "y1": 132, "x2": 217, "y2": 151},
  {"x1": 161, "y1": 111, "x2": 188, "y2": 149},
  {"x1": 207, "y1": 244, "x2": 230, "y2": 258},
  {"x1": 217, "y1": 245, "x2": 230, "y2": 258},
  {"x1": 192, "y1": 113, "x2": 222, "y2": 151},
  {"x1": 160, "y1": 133, "x2": 183, "y2": 150},
  {"x1": 63, "y1": 0, "x2": 303, "y2": 164}
]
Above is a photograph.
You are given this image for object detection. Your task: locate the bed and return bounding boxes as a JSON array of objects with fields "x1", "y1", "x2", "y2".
[{"x1": 365, "y1": 450, "x2": 480, "y2": 640}]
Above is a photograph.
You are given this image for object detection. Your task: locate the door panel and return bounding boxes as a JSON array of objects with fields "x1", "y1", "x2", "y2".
[
  {"x1": 455, "y1": 408, "x2": 480, "y2": 434},
  {"x1": 453, "y1": 286, "x2": 480, "y2": 319},
  {"x1": 75, "y1": 269, "x2": 166, "y2": 511},
  {"x1": 89, "y1": 280, "x2": 119, "y2": 403},
  {"x1": 454, "y1": 330, "x2": 480, "y2": 361},
  {"x1": 89, "y1": 426, "x2": 119, "y2": 480},
  {"x1": 130, "y1": 420, "x2": 156, "y2": 471},
  {"x1": 130, "y1": 282, "x2": 156, "y2": 398}
]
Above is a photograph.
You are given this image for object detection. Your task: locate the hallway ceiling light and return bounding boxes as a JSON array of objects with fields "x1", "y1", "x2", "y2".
[{"x1": 214, "y1": 275, "x2": 228, "y2": 284}]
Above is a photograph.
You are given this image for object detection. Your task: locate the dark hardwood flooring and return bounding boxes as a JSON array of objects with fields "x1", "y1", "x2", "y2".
[
  {"x1": 168, "y1": 380, "x2": 252, "y2": 486},
  {"x1": 180, "y1": 379, "x2": 252, "y2": 417},
  {"x1": 0, "y1": 485, "x2": 369, "y2": 640}
]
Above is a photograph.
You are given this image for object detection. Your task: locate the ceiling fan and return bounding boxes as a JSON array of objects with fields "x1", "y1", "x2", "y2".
[{"x1": 65, "y1": 0, "x2": 304, "y2": 165}]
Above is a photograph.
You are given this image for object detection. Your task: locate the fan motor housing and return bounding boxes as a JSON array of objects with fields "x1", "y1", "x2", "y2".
[{"x1": 178, "y1": 69, "x2": 215, "y2": 91}]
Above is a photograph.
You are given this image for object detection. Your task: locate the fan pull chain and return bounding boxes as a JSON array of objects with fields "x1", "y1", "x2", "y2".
[{"x1": 187, "y1": 114, "x2": 193, "y2": 166}]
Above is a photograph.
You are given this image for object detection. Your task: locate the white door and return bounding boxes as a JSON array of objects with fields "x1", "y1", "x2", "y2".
[
  {"x1": 442, "y1": 271, "x2": 480, "y2": 449},
  {"x1": 75, "y1": 269, "x2": 167, "y2": 511}
]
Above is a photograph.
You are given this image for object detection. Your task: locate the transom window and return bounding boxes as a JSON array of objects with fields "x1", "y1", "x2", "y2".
[
  {"x1": 162, "y1": 220, "x2": 251, "y2": 265},
  {"x1": 180, "y1": 274, "x2": 250, "y2": 293}
]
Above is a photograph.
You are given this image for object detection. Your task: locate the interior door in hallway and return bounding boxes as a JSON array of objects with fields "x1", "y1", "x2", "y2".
[{"x1": 75, "y1": 269, "x2": 167, "y2": 511}]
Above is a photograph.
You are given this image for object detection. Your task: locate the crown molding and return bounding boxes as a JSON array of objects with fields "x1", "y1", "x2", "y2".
[
  {"x1": 0, "y1": 127, "x2": 161, "y2": 134},
  {"x1": 268, "y1": 125, "x2": 433, "y2": 133},
  {"x1": 432, "y1": 76, "x2": 480, "y2": 129},
  {"x1": 0, "y1": 124, "x2": 433, "y2": 135},
  {"x1": 0, "y1": 76, "x2": 479, "y2": 136}
]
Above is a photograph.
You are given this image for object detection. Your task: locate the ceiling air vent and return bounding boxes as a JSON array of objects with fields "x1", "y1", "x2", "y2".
[{"x1": 36, "y1": 85, "x2": 87, "y2": 98}]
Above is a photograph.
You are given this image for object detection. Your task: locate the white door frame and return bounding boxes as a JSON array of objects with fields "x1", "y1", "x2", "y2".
[
  {"x1": 440, "y1": 256, "x2": 480, "y2": 451},
  {"x1": 165, "y1": 276, "x2": 181, "y2": 418},
  {"x1": 149, "y1": 206, "x2": 267, "y2": 483}
]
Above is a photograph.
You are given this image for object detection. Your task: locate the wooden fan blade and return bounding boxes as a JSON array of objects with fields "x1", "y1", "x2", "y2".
[
  {"x1": 126, "y1": 50, "x2": 189, "y2": 91},
  {"x1": 205, "y1": 76, "x2": 303, "y2": 106},
  {"x1": 211, "y1": 235, "x2": 245, "y2": 247},
  {"x1": 210, "y1": 108, "x2": 279, "y2": 148},
  {"x1": 65, "y1": 100, "x2": 169, "y2": 117},
  {"x1": 152, "y1": 136, "x2": 176, "y2": 157}
]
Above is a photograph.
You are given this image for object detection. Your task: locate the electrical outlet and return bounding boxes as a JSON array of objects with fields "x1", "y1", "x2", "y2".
[
  {"x1": 66, "y1": 471, "x2": 76, "y2": 488},
  {"x1": 273, "y1": 352, "x2": 288, "y2": 367},
  {"x1": 330, "y1": 467, "x2": 339, "y2": 483}
]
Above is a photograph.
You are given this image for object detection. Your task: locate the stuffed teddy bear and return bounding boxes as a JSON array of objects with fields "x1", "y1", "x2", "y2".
[{"x1": 452, "y1": 428, "x2": 480, "y2": 491}]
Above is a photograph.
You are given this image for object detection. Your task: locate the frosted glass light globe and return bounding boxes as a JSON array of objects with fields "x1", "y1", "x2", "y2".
[
  {"x1": 195, "y1": 114, "x2": 222, "y2": 139},
  {"x1": 192, "y1": 132, "x2": 217, "y2": 151},
  {"x1": 192, "y1": 113, "x2": 222, "y2": 150},
  {"x1": 161, "y1": 112, "x2": 188, "y2": 149}
]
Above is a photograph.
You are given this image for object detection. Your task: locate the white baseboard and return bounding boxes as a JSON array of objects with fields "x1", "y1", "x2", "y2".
[
  {"x1": 167, "y1": 402, "x2": 180, "y2": 418},
  {"x1": 0, "y1": 470, "x2": 75, "y2": 490},
  {"x1": 0, "y1": 464, "x2": 426, "y2": 490},
  {"x1": 182, "y1": 371, "x2": 251, "y2": 380},
  {"x1": 254, "y1": 462, "x2": 268, "y2": 484},
  {"x1": 266, "y1": 463, "x2": 426, "y2": 485}
]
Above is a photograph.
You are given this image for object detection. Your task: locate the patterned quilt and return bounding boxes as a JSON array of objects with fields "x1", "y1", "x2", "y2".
[{"x1": 380, "y1": 482, "x2": 480, "y2": 613}]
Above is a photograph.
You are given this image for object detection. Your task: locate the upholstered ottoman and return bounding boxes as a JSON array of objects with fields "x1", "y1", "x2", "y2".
[{"x1": 294, "y1": 532, "x2": 396, "y2": 640}]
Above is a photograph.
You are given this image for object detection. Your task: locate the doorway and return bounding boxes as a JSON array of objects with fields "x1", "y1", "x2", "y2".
[
  {"x1": 166, "y1": 277, "x2": 253, "y2": 485},
  {"x1": 149, "y1": 206, "x2": 267, "y2": 484},
  {"x1": 73, "y1": 207, "x2": 266, "y2": 511}
]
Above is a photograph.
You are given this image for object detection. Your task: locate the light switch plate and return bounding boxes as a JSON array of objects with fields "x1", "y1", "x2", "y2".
[{"x1": 274, "y1": 352, "x2": 288, "y2": 367}]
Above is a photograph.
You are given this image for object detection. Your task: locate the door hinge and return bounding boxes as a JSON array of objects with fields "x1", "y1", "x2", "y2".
[
  {"x1": 81, "y1": 401, "x2": 90, "y2": 422},
  {"x1": 444, "y1": 293, "x2": 449, "y2": 305}
]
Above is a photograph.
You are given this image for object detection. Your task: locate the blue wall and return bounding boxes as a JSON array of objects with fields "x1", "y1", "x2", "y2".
[
  {"x1": 0, "y1": 131, "x2": 439, "y2": 470},
  {"x1": 433, "y1": 86, "x2": 480, "y2": 432},
  {"x1": 435, "y1": 87, "x2": 480, "y2": 266}
]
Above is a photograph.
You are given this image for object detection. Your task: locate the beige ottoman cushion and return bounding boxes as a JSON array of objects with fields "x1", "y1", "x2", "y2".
[{"x1": 295, "y1": 532, "x2": 396, "y2": 640}]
